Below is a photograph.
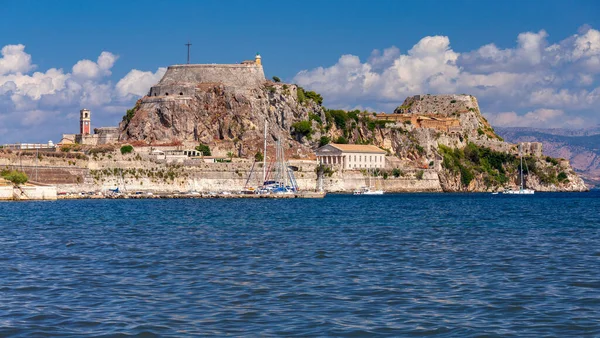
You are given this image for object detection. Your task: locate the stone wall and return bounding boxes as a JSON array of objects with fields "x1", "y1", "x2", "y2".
[{"x1": 148, "y1": 64, "x2": 266, "y2": 97}]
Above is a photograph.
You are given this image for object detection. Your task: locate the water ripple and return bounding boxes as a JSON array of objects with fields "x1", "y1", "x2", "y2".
[{"x1": 0, "y1": 192, "x2": 599, "y2": 336}]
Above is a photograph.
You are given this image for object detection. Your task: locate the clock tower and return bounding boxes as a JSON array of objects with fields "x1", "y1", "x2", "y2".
[{"x1": 80, "y1": 109, "x2": 91, "y2": 135}]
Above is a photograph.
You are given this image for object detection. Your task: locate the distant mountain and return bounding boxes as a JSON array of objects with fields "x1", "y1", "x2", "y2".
[{"x1": 495, "y1": 126, "x2": 600, "y2": 187}]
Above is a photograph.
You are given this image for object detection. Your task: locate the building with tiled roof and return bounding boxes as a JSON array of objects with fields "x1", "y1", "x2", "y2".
[{"x1": 315, "y1": 143, "x2": 386, "y2": 170}]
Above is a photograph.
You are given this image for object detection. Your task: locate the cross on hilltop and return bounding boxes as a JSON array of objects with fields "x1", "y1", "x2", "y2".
[{"x1": 185, "y1": 41, "x2": 192, "y2": 64}]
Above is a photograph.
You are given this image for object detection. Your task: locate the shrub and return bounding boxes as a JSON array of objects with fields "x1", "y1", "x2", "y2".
[
  {"x1": 415, "y1": 170, "x2": 424, "y2": 180},
  {"x1": 334, "y1": 136, "x2": 348, "y2": 144},
  {"x1": 267, "y1": 85, "x2": 276, "y2": 93},
  {"x1": 415, "y1": 144, "x2": 425, "y2": 155},
  {"x1": 195, "y1": 144, "x2": 211, "y2": 156},
  {"x1": 272, "y1": 76, "x2": 281, "y2": 82},
  {"x1": 392, "y1": 168, "x2": 403, "y2": 178},
  {"x1": 291, "y1": 120, "x2": 313, "y2": 138},
  {"x1": 297, "y1": 87, "x2": 306, "y2": 104},
  {"x1": 1, "y1": 170, "x2": 28, "y2": 185},
  {"x1": 477, "y1": 128, "x2": 485, "y2": 136},
  {"x1": 304, "y1": 90, "x2": 323, "y2": 105},
  {"x1": 123, "y1": 108, "x2": 136, "y2": 123},
  {"x1": 120, "y1": 145, "x2": 134, "y2": 155},
  {"x1": 319, "y1": 136, "x2": 331, "y2": 147},
  {"x1": 327, "y1": 109, "x2": 349, "y2": 130},
  {"x1": 450, "y1": 100, "x2": 457, "y2": 103},
  {"x1": 557, "y1": 171, "x2": 568, "y2": 182},
  {"x1": 546, "y1": 156, "x2": 560, "y2": 166},
  {"x1": 308, "y1": 112, "x2": 322, "y2": 125},
  {"x1": 254, "y1": 151, "x2": 264, "y2": 162}
]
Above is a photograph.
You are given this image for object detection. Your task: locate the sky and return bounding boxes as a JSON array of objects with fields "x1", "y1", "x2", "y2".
[{"x1": 1, "y1": 0, "x2": 599, "y2": 144}]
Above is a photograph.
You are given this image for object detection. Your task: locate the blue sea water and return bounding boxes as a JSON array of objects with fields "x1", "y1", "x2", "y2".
[{"x1": 1, "y1": 192, "x2": 599, "y2": 337}]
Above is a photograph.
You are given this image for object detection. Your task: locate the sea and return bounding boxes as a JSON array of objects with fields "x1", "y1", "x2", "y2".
[{"x1": 1, "y1": 192, "x2": 599, "y2": 337}]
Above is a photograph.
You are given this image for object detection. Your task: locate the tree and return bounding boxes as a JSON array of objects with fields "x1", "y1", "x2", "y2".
[
  {"x1": 272, "y1": 76, "x2": 281, "y2": 82},
  {"x1": 226, "y1": 151, "x2": 234, "y2": 160},
  {"x1": 120, "y1": 145, "x2": 134, "y2": 155},
  {"x1": 195, "y1": 144, "x2": 211, "y2": 156},
  {"x1": 291, "y1": 120, "x2": 313, "y2": 139},
  {"x1": 319, "y1": 136, "x2": 331, "y2": 147},
  {"x1": 254, "y1": 151, "x2": 264, "y2": 162},
  {"x1": 1, "y1": 170, "x2": 28, "y2": 185},
  {"x1": 334, "y1": 136, "x2": 348, "y2": 144}
]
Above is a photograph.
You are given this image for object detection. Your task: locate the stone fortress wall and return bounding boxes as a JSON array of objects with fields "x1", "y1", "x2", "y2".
[{"x1": 148, "y1": 64, "x2": 266, "y2": 97}]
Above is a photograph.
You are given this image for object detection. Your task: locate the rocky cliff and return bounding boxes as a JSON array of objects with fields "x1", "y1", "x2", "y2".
[
  {"x1": 118, "y1": 68, "x2": 587, "y2": 192},
  {"x1": 120, "y1": 82, "x2": 324, "y2": 159}
]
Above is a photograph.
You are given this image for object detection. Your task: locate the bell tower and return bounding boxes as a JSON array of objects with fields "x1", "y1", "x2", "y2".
[
  {"x1": 255, "y1": 53, "x2": 261, "y2": 66},
  {"x1": 80, "y1": 109, "x2": 91, "y2": 135}
]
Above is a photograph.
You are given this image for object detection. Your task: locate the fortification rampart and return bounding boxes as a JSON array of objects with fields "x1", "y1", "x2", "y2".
[{"x1": 148, "y1": 64, "x2": 266, "y2": 97}]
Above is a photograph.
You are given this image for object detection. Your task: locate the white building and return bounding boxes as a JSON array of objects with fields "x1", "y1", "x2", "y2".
[{"x1": 315, "y1": 144, "x2": 386, "y2": 170}]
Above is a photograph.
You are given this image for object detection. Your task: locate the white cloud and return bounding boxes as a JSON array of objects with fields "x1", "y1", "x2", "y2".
[
  {"x1": 0, "y1": 45, "x2": 164, "y2": 144},
  {"x1": 294, "y1": 26, "x2": 600, "y2": 128},
  {"x1": 72, "y1": 51, "x2": 118, "y2": 79},
  {"x1": 0, "y1": 44, "x2": 34, "y2": 75},
  {"x1": 115, "y1": 67, "x2": 167, "y2": 97}
]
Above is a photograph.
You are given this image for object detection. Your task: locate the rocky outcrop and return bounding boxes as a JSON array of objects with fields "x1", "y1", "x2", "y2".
[
  {"x1": 118, "y1": 66, "x2": 587, "y2": 192},
  {"x1": 120, "y1": 82, "x2": 324, "y2": 159}
]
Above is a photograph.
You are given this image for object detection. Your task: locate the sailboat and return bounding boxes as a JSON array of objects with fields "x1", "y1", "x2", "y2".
[
  {"x1": 503, "y1": 143, "x2": 535, "y2": 195},
  {"x1": 256, "y1": 120, "x2": 298, "y2": 195},
  {"x1": 353, "y1": 168, "x2": 384, "y2": 195}
]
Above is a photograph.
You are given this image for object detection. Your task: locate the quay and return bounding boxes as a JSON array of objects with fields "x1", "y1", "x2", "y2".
[{"x1": 57, "y1": 191, "x2": 326, "y2": 200}]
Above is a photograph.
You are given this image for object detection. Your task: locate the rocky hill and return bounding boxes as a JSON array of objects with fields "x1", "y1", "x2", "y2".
[
  {"x1": 496, "y1": 126, "x2": 600, "y2": 187},
  {"x1": 119, "y1": 68, "x2": 587, "y2": 192}
]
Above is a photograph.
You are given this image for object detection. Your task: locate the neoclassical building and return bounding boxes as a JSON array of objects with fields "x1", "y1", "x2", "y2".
[{"x1": 315, "y1": 144, "x2": 386, "y2": 170}]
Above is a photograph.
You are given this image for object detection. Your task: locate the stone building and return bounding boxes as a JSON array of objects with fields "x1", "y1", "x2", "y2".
[
  {"x1": 147, "y1": 53, "x2": 265, "y2": 97},
  {"x1": 316, "y1": 144, "x2": 386, "y2": 170},
  {"x1": 375, "y1": 113, "x2": 460, "y2": 132},
  {"x1": 59, "y1": 109, "x2": 119, "y2": 146}
]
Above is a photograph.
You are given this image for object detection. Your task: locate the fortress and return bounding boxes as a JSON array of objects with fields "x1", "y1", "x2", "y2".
[{"x1": 147, "y1": 54, "x2": 266, "y2": 97}]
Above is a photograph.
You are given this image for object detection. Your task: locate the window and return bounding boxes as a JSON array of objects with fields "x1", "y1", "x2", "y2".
[{"x1": 359, "y1": 155, "x2": 361, "y2": 161}]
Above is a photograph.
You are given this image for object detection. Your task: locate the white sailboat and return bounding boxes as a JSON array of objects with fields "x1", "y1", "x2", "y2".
[
  {"x1": 353, "y1": 168, "x2": 384, "y2": 195},
  {"x1": 503, "y1": 144, "x2": 534, "y2": 195}
]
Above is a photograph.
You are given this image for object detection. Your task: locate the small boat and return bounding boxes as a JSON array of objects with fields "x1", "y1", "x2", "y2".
[
  {"x1": 353, "y1": 186, "x2": 384, "y2": 195},
  {"x1": 354, "y1": 168, "x2": 384, "y2": 195},
  {"x1": 503, "y1": 143, "x2": 535, "y2": 195},
  {"x1": 491, "y1": 192, "x2": 499, "y2": 195}
]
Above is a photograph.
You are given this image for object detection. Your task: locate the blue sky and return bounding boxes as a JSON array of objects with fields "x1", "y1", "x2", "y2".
[{"x1": 1, "y1": 0, "x2": 599, "y2": 143}]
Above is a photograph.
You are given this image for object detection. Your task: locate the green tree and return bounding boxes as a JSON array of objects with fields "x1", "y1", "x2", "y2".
[
  {"x1": 272, "y1": 76, "x2": 281, "y2": 82},
  {"x1": 334, "y1": 136, "x2": 348, "y2": 144},
  {"x1": 226, "y1": 151, "x2": 234, "y2": 160},
  {"x1": 195, "y1": 144, "x2": 211, "y2": 156},
  {"x1": 304, "y1": 90, "x2": 323, "y2": 105},
  {"x1": 291, "y1": 120, "x2": 313, "y2": 138},
  {"x1": 1, "y1": 170, "x2": 28, "y2": 185},
  {"x1": 254, "y1": 151, "x2": 264, "y2": 162},
  {"x1": 318, "y1": 136, "x2": 331, "y2": 147},
  {"x1": 120, "y1": 145, "x2": 134, "y2": 155}
]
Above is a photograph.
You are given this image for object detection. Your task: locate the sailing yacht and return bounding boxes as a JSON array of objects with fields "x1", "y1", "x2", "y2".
[
  {"x1": 503, "y1": 144, "x2": 535, "y2": 195},
  {"x1": 353, "y1": 168, "x2": 384, "y2": 195}
]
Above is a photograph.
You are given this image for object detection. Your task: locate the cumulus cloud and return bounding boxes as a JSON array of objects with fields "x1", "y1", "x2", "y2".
[
  {"x1": 0, "y1": 45, "x2": 163, "y2": 144},
  {"x1": 72, "y1": 51, "x2": 118, "y2": 79},
  {"x1": 0, "y1": 44, "x2": 35, "y2": 75},
  {"x1": 294, "y1": 26, "x2": 600, "y2": 128},
  {"x1": 116, "y1": 67, "x2": 167, "y2": 97}
]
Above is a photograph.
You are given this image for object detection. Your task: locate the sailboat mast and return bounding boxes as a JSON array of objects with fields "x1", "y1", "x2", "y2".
[
  {"x1": 519, "y1": 143, "x2": 524, "y2": 189},
  {"x1": 263, "y1": 119, "x2": 267, "y2": 184}
]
